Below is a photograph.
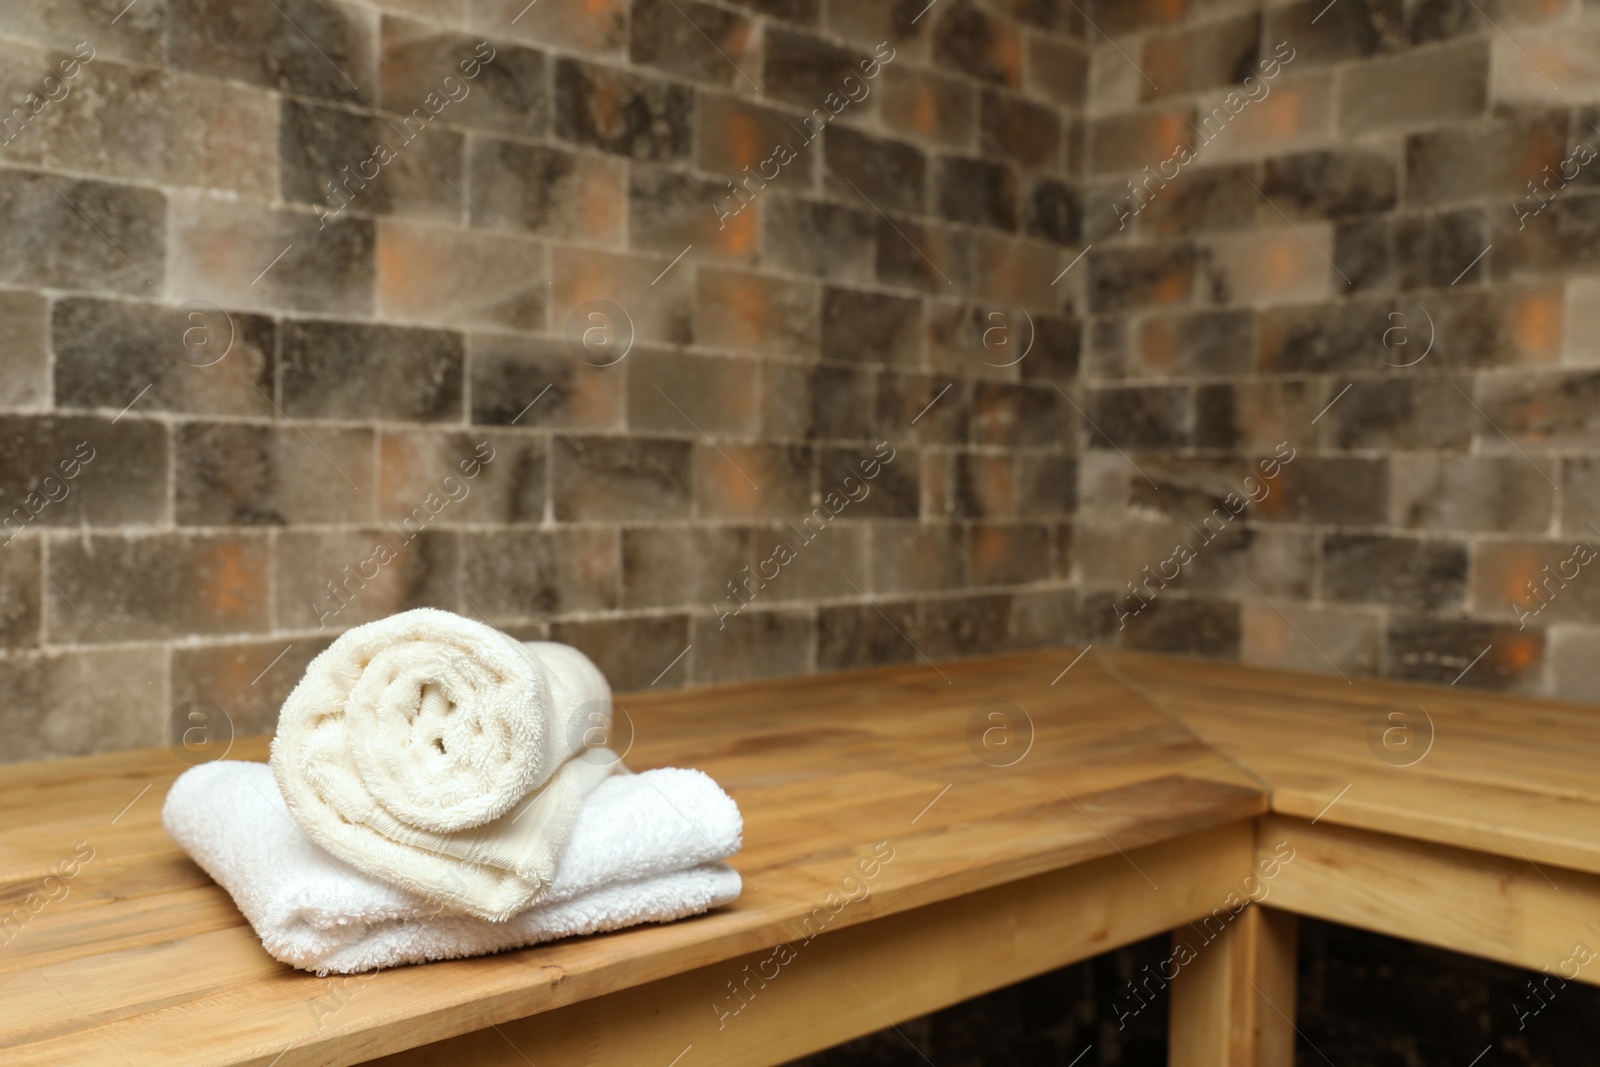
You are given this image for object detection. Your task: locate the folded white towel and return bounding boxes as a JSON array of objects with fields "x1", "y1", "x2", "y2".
[
  {"x1": 271, "y1": 609, "x2": 616, "y2": 920},
  {"x1": 164, "y1": 761, "x2": 744, "y2": 975}
]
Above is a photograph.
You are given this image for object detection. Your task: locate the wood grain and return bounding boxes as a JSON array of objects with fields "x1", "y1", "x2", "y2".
[
  {"x1": 0, "y1": 648, "x2": 1266, "y2": 1066},
  {"x1": 1257, "y1": 814, "x2": 1600, "y2": 988},
  {"x1": 1169, "y1": 904, "x2": 1297, "y2": 1067},
  {"x1": 1107, "y1": 650, "x2": 1600, "y2": 876},
  {"x1": 368, "y1": 823, "x2": 1256, "y2": 1067}
]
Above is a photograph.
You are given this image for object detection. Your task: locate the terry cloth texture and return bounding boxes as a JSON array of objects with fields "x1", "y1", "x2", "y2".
[
  {"x1": 164, "y1": 759, "x2": 744, "y2": 974},
  {"x1": 270, "y1": 608, "x2": 616, "y2": 920}
]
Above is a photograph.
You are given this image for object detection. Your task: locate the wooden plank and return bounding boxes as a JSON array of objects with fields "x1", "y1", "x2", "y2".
[
  {"x1": 365, "y1": 823, "x2": 1257, "y2": 1067},
  {"x1": 1108, "y1": 653, "x2": 1600, "y2": 788},
  {"x1": 1257, "y1": 815, "x2": 1600, "y2": 986},
  {"x1": 1168, "y1": 905, "x2": 1297, "y2": 1067},
  {"x1": 1107, "y1": 651, "x2": 1600, "y2": 876}
]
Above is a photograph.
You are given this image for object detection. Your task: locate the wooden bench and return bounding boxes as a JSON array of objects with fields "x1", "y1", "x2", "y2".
[
  {"x1": 1111, "y1": 650, "x2": 1600, "y2": 1064},
  {"x1": 2, "y1": 647, "x2": 1593, "y2": 1065}
]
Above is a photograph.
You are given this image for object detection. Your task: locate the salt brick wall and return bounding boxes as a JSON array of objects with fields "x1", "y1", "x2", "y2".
[
  {"x1": 1074, "y1": 0, "x2": 1600, "y2": 703},
  {"x1": 5, "y1": 0, "x2": 1598, "y2": 765},
  {"x1": 0, "y1": 0, "x2": 1087, "y2": 762}
]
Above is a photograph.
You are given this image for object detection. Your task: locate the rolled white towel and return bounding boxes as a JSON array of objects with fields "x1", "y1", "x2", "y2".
[
  {"x1": 270, "y1": 608, "x2": 617, "y2": 921},
  {"x1": 164, "y1": 760, "x2": 744, "y2": 975}
]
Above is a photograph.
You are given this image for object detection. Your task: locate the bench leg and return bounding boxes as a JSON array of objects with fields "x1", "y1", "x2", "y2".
[{"x1": 1168, "y1": 905, "x2": 1297, "y2": 1067}]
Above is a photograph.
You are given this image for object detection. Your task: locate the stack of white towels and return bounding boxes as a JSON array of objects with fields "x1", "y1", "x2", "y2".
[{"x1": 163, "y1": 609, "x2": 744, "y2": 975}]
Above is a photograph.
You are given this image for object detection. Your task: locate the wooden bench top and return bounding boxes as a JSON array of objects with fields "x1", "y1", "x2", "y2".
[
  {"x1": 1107, "y1": 650, "x2": 1600, "y2": 877},
  {"x1": 0, "y1": 647, "x2": 1264, "y2": 1067}
]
